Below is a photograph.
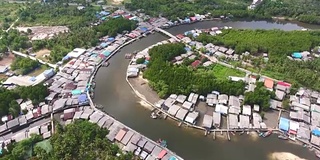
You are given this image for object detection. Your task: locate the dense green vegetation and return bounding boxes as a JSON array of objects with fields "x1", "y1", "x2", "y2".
[
  {"x1": 0, "y1": 29, "x2": 31, "y2": 52},
  {"x1": 125, "y1": 0, "x2": 320, "y2": 24},
  {"x1": 11, "y1": 57, "x2": 40, "y2": 75},
  {"x1": 0, "y1": 121, "x2": 133, "y2": 160},
  {"x1": 244, "y1": 82, "x2": 275, "y2": 111},
  {"x1": 125, "y1": 0, "x2": 269, "y2": 21},
  {"x1": 143, "y1": 43, "x2": 245, "y2": 98},
  {"x1": 96, "y1": 17, "x2": 137, "y2": 37},
  {"x1": 195, "y1": 29, "x2": 320, "y2": 91},
  {"x1": 256, "y1": 0, "x2": 320, "y2": 24},
  {"x1": 0, "y1": 85, "x2": 48, "y2": 118},
  {"x1": 18, "y1": 3, "x2": 99, "y2": 29},
  {"x1": 0, "y1": 2, "x2": 21, "y2": 30}
]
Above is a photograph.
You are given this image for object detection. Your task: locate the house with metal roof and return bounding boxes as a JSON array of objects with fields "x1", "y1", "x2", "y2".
[
  {"x1": 242, "y1": 105, "x2": 252, "y2": 116},
  {"x1": 213, "y1": 112, "x2": 221, "y2": 128},
  {"x1": 218, "y1": 94, "x2": 228, "y2": 105},
  {"x1": 175, "y1": 108, "x2": 188, "y2": 121},
  {"x1": 185, "y1": 111, "x2": 199, "y2": 124},
  {"x1": 168, "y1": 105, "x2": 180, "y2": 116},
  {"x1": 215, "y1": 104, "x2": 228, "y2": 115},
  {"x1": 228, "y1": 114, "x2": 238, "y2": 129},
  {"x1": 202, "y1": 114, "x2": 213, "y2": 129}
]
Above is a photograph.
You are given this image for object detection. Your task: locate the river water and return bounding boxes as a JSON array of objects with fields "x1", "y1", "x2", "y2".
[{"x1": 93, "y1": 20, "x2": 316, "y2": 160}]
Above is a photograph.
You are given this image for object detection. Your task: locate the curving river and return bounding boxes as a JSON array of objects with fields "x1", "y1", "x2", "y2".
[{"x1": 93, "y1": 20, "x2": 317, "y2": 160}]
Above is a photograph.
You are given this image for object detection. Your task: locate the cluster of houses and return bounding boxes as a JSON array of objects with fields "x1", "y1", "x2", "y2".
[
  {"x1": 154, "y1": 91, "x2": 267, "y2": 131},
  {"x1": 62, "y1": 106, "x2": 180, "y2": 160},
  {"x1": 175, "y1": 28, "x2": 238, "y2": 60},
  {"x1": 278, "y1": 88, "x2": 320, "y2": 148}
]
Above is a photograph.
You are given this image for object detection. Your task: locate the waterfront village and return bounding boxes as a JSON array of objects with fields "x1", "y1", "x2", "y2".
[
  {"x1": 0, "y1": 4, "x2": 318, "y2": 160},
  {"x1": 127, "y1": 26, "x2": 320, "y2": 153},
  {"x1": 0, "y1": 8, "x2": 188, "y2": 160}
]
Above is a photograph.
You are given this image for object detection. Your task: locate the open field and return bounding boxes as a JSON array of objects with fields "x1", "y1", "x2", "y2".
[
  {"x1": 16, "y1": 26, "x2": 69, "y2": 40},
  {"x1": 0, "y1": 53, "x2": 15, "y2": 66},
  {"x1": 0, "y1": 2, "x2": 21, "y2": 25},
  {"x1": 209, "y1": 64, "x2": 246, "y2": 80},
  {"x1": 27, "y1": 65, "x2": 48, "y2": 77},
  {"x1": 35, "y1": 49, "x2": 51, "y2": 61}
]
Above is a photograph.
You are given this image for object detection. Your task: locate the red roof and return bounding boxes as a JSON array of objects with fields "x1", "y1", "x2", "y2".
[
  {"x1": 277, "y1": 81, "x2": 291, "y2": 87},
  {"x1": 264, "y1": 78, "x2": 274, "y2": 89},
  {"x1": 190, "y1": 17, "x2": 197, "y2": 21},
  {"x1": 115, "y1": 129, "x2": 127, "y2": 142},
  {"x1": 289, "y1": 129, "x2": 297, "y2": 135},
  {"x1": 158, "y1": 150, "x2": 167, "y2": 159},
  {"x1": 191, "y1": 60, "x2": 201, "y2": 67},
  {"x1": 176, "y1": 34, "x2": 184, "y2": 39}
]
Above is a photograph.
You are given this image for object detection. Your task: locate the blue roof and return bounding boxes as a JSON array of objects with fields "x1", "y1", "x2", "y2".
[
  {"x1": 113, "y1": 15, "x2": 121, "y2": 19},
  {"x1": 292, "y1": 52, "x2": 302, "y2": 58},
  {"x1": 78, "y1": 94, "x2": 88, "y2": 102},
  {"x1": 184, "y1": 31, "x2": 191, "y2": 36},
  {"x1": 312, "y1": 129, "x2": 320, "y2": 136},
  {"x1": 169, "y1": 156, "x2": 177, "y2": 160},
  {"x1": 100, "y1": 43, "x2": 108, "y2": 48},
  {"x1": 139, "y1": 27, "x2": 148, "y2": 32},
  {"x1": 30, "y1": 76, "x2": 36, "y2": 82},
  {"x1": 143, "y1": 60, "x2": 149, "y2": 65},
  {"x1": 107, "y1": 37, "x2": 115, "y2": 41},
  {"x1": 102, "y1": 50, "x2": 111, "y2": 57},
  {"x1": 189, "y1": 41, "x2": 196, "y2": 46},
  {"x1": 100, "y1": 11, "x2": 110, "y2": 16},
  {"x1": 72, "y1": 90, "x2": 82, "y2": 95},
  {"x1": 279, "y1": 117, "x2": 290, "y2": 131},
  {"x1": 184, "y1": 47, "x2": 191, "y2": 51},
  {"x1": 63, "y1": 55, "x2": 71, "y2": 61},
  {"x1": 44, "y1": 68, "x2": 54, "y2": 75}
]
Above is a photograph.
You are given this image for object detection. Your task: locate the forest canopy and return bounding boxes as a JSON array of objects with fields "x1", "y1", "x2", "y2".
[{"x1": 143, "y1": 43, "x2": 245, "y2": 98}]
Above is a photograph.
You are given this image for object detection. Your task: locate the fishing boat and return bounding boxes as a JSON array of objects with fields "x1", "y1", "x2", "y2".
[
  {"x1": 103, "y1": 62, "x2": 110, "y2": 67},
  {"x1": 157, "y1": 139, "x2": 167, "y2": 148},
  {"x1": 259, "y1": 132, "x2": 264, "y2": 137},
  {"x1": 278, "y1": 135, "x2": 288, "y2": 140},
  {"x1": 151, "y1": 112, "x2": 158, "y2": 119},
  {"x1": 263, "y1": 130, "x2": 273, "y2": 138}
]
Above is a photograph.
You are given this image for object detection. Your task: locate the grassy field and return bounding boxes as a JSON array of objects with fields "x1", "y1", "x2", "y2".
[
  {"x1": 0, "y1": 2, "x2": 21, "y2": 24},
  {"x1": 209, "y1": 64, "x2": 246, "y2": 80},
  {"x1": 27, "y1": 65, "x2": 48, "y2": 77}
]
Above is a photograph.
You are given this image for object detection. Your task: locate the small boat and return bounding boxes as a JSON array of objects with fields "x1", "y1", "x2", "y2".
[
  {"x1": 103, "y1": 62, "x2": 110, "y2": 67},
  {"x1": 278, "y1": 135, "x2": 288, "y2": 140},
  {"x1": 151, "y1": 112, "x2": 158, "y2": 119},
  {"x1": 259, "y1": 132, "x2": 264, "y2": 137},
  {"x1": 263, "y1": 130, "x2": 273, "y2": 138},
  {"x1": 157, "y1": 139, "x2": 167, "y2": 147}
]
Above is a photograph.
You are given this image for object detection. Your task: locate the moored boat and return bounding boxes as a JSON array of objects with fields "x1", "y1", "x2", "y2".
[
  {"x1": 263, "y1": 130, "x2": 273, "y2": 137},
  {"x1": 157, "y1": 139, "x2": 167, "y2": 147},
  {"x1": 151, "y1": 112, "x2": 157, "y2": 119}
]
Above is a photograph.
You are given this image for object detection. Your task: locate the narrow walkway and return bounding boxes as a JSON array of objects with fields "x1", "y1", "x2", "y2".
[{"x1": 155, "y1": 27, "x2": 181, "y2": 42}]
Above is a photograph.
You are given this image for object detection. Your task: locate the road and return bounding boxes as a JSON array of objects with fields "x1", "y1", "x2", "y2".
[{"x1": 12, "y1": 50, "x2": 58, "y2": 69}]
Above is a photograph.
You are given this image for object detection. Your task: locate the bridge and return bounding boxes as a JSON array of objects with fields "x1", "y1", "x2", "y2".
[
  {"x1": 12, "y1": 50, "x2": 58, "y2": 69},
  {"x1": 154, "y1": 27, "x2": 181, "y2": 42}
]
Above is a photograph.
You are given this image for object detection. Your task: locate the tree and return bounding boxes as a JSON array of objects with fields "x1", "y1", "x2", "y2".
[
  {"x1": 27, "y1": 28, "x2": 32, "y2": 34},
  {"x1": 136, "y1": 57, "x2": 145, "y2": 64}
]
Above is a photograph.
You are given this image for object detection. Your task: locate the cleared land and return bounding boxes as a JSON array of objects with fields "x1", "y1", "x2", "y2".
[
  {"x1": 209, "y1": 64, "x2": 246, "y2": 80},
  {"x1": 0, "y1": 53, "x2": 15, "y2": 66},
  {"x1": 35, "y1": 49, "x2": 51, "y2": 61},
  {"x1": 16, "y1": 26, "x2": 69, "y2": 40}
]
